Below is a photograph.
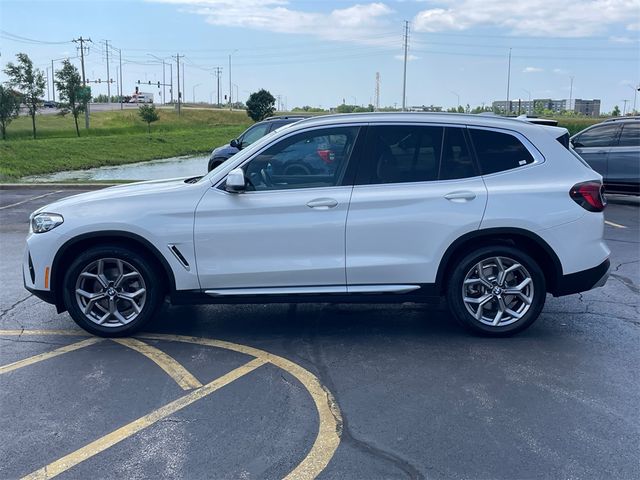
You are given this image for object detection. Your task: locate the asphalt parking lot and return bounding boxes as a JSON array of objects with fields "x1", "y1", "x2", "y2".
[{"x1": 1, "y1": 186, "x2": 638, "y2": 479}]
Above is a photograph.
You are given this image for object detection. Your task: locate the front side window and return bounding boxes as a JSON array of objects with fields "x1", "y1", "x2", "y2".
[
  {"x1": 618, "y1": 123, "x2": 640, "y2": 147},
  {"x1": 572, "y1": 124, "x2": 620, "y2": 148},
  {"x1": 469, "y1": 129, "x2": 535, "y2": 175},
  {"x1": 243, "y1": 127, "x2": 359, "y2": 191},
  {"x1": 240, "y1": 123, "x2": 271, "y2": 147}
]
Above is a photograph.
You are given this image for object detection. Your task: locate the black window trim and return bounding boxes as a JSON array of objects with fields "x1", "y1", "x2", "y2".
[
  {"x1": 573, "y1": 123, "x2": 621, "y2": 148},
  {"x1": 466, "y1": 125, "x2": 545, "y2": 177},
  {"x1": 353, "y1": 122, "x2": 481, "y2": 187},
  {"x1": 214, "y1": 123, "x2": 367, "y2": 194}
]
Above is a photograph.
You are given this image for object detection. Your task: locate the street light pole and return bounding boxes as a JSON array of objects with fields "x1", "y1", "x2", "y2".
[
  {"x1": 450, "y1": 91, "x2": 460, "y2": 109},
  {"x1": 193, "y1": 83, "x2": 201, "y2": 103}
]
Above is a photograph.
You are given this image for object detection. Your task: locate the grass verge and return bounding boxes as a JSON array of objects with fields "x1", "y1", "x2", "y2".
[{"x1": 1, "y1": 108, "x2": 249, "y2": 180}]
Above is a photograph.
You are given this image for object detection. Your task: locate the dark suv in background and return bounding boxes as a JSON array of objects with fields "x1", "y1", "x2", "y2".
[
  {"x1": 208, "y1": 115, "x2": 309, "y2": 171},
  {"x1": 571, "y1": 116, "x2": 639, "y2": 195}
]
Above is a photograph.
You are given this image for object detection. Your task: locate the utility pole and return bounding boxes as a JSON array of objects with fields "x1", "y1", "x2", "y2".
[
  {"x1": 569, "y1": 76, "x2": 574, "y2": 113},
  {"x1": 622, "y1": 99, "x2": 629, "y2": 116},
  {"x1": 118, "y1": 47, "x2": 123, "y2": 109},
  {"x1": 174, "y1": 54, "x2": 181, "y2": 115},
  {"x1": 229, "y1": 53, "x2": 232, "y2": 110},
  {"x1": 104, "y1": 40, "x2": 111, "y2": 102},
  {"x1": 506, "y1": 47, "x2": 512, "y2": 115},
  {"x1": 375, "y1": 72, "x2": 380, "y2": 111},
  {"x1": 213, "y1": 67, "x2": 222, "y2": 106},
  {"x1": 51, "y1": 59, "x2": 55, "y2": 102},
  {"x1": 182, "y1": 61, "x2": 185, "y2": 104},
  {"x1": 169, "y1": 63, "x2": 173, "y2": 103},
  {"x1": 402, "y1": 20, "x2": 409, "y2": 111},
  {"x1": 276, "y1": 94, "x2": 282, "y2": 111},
  {"x1": 73, "y1": 36, "x2": 92, "y2": 128}
]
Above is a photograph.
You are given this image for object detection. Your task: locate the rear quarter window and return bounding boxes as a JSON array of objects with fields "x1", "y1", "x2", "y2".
[{"x1": 469, "y1": 129, "x2": 535, "y2": 175}]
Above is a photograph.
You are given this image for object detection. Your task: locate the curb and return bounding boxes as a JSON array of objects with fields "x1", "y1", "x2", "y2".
[{"x1": 0, "y1": 184, "x2": 118, "y2": 190}]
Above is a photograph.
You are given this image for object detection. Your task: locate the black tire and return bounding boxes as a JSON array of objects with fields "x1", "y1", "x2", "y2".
[
  {"x1": 208, "y1": 157, "x2": 226, "y2": 172},
  {"x1": 62, "y1": 245, "x2": 164, "y2": 337},
  {"x1": 446, "y1": 245, "x2": 546, "y2": 336}
]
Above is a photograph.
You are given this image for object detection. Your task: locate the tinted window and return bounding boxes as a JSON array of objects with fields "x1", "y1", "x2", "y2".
[
  {"x1": 361, "y1": 125, "x2": 443, "y2": 184},
  {"x1": 240, "y1": 123, "x2": 271, "y2": 147},
  {"x1": 573, "y1": 124, "x2": 620, "y2": 148},
  {"x1": 470, "y1": 129, "x2": 535, "y2": 175},
  {"x1": 243, "y1": 127, "x2": 359, "y2": 191},
  {"x1": 619, "y1": 123, "x2": 640, "y2": 147},
  {"x1": 439, "y1": 127, "x2": 476, "y2": 180}
]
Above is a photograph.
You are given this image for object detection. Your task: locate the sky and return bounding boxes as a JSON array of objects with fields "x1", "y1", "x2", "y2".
[{"x1": 0, "y1": 0, "x2": 638, "y2": 113}]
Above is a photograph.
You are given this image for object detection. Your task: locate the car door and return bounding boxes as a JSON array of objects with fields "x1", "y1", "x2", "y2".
[
  {"x1": 572, "y1": 123, "x2": 621, "y2": 179},
  {"x1": 345, "y1": 124, "x2": 487, "y2": 290},
  {"x1": 607, "y1": 122, "x2": 639, "y2": 191},
  {"x1": 194, "y1": 125, "x2": 362, "y2": 292}
]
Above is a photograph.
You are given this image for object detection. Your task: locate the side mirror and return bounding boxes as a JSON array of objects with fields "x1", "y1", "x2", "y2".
[
  {"x1": 225, "y1": 168, "x2": 246, "y2": 193},
  {"x1": 230, "y1": 138, "x2": 239, "y2": 149}
]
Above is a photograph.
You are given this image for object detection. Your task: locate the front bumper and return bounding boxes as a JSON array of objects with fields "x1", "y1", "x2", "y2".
[{"x1": 553, "y1": 258, "x2": 610, "y2": 297}]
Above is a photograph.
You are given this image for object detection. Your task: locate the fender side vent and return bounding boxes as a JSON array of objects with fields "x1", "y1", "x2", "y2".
[
  {"x1": 168, "y1": 244, "x2": 190, "y2": 271},
  {"x1": 28, "y1": 252, "x2": 36, "y2": 283}
]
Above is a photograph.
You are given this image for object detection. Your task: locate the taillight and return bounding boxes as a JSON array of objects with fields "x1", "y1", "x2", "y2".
[{"x1": 570, "y1": 181, "x2": 606, "y2": 212}]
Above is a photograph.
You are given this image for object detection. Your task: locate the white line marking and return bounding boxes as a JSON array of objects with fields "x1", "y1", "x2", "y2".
[
  {"x1": 605, "y1": 220, "x2": 627, "y2": 229},
  {"x1": 0, "y1": 191, "x2": 63, "y2": 211}
]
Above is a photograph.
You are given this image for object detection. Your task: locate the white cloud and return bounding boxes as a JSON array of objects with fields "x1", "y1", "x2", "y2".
[
  {"x1": 553, "y1": 68, "x2": 569, "y2": 74},
  {"x1": 523, "y1": 66, "x2": 543, "y2": 73},
  {"x1": 395, "y1": 53, "x2": 420, "y2": 60},
  {"x1": 148, "y1": 0, "x2": 395, "y2": 43},
  {"x1": 413, "y1": 0, "x2": 640, "y2": 37},
  {"x1": 610, "y1": 35, "x2": 637, "y2": 43}
]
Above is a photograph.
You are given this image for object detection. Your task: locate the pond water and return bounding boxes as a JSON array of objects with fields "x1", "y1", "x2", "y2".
[{"x1": 23, "y1": 155, "x2": 210, "y2": 182}]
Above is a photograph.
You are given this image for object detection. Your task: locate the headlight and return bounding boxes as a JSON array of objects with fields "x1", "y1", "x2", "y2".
[{"x1": 31, "y1": 213, "x2": 64, "y2": 233}]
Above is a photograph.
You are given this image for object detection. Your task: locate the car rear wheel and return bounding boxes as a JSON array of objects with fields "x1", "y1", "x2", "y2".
[
  {"x1": 63, "y1": 245, "x2": 164, "y2": 337},
  {"x1": 446, "y1": 246, "x2": 546, "y2": 336}
]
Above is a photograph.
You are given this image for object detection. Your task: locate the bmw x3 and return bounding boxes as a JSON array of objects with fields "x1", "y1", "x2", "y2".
[{"x1": 25, "y1": 113, "x2": 610, "y2": 337}]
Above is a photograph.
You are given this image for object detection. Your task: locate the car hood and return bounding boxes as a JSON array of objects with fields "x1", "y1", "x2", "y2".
[
  {"x1": 35, "y1": 177, "x2": 198, "y2": 214},
  {"x1": 211, "y1": 144, "x2": 239, "y2": 159}
]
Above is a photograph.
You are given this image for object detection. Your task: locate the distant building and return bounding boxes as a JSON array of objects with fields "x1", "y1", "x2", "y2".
[
  {"x1": 492, "y1": 98, "x2": 601, "y2": 116},
  {"x1": 408, "y1": 105, "x2": 443, "y2": 112}
]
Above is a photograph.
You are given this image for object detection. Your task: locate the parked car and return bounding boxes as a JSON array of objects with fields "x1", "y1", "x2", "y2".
[
  {"x1": 25, "y1": 113, "x2": 609, "y2": 338},
  {"x1": 571, "y1": 116, "x2": 639, "y2": 195},
  {"x1": 208, "y1": 115, "x2": 308, "y2": 172},
  {"x1": 42, "y1": 100, "x2": 58, "y2": 108}
]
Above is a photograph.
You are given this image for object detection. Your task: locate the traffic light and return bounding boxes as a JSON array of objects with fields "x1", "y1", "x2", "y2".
[
  {"x1": 135, "y1": 86, "x2": 139, "y2": 94},
  {"x1": 137, "y1": 80, "x2": 140, "y2": 84},
  {"x1": 157, "y1": 81, "x2": 160, "y2": 88}
]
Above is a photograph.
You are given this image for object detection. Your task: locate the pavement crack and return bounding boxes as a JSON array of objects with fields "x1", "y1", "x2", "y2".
[
  {"x1": 0, "y1": 294, "x2": 33, "y2": 320},
  {"x1": 609, "y1": 273, "x2": 640, "y2": 294},
  {"x1": 304, "y1": 316, "x2": 428, "y2": 480}
]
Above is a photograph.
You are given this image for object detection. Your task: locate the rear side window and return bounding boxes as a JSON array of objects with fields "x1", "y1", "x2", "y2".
[
  {"x1": 357, "y1": 125, "x2": 477, "y2": 185},
  {"x1": 572, "y1": 124, "x2": 620, "y2": 148},
  {"x1": 619, "y1": 123, "x2": 640, "y2": 147},
  {"x1": 469, "y1": 129, "x2": 535, "y2": 175}
]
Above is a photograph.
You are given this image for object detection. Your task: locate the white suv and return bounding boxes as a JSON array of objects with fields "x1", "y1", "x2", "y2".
[{"x1": 24, "y1": 113, "x2": 610, "y2": 337}]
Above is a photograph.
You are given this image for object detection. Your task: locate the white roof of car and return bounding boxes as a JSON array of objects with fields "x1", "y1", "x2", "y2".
[{"x1": 290, "y1": 112, "x2": 548, "y2": 134}]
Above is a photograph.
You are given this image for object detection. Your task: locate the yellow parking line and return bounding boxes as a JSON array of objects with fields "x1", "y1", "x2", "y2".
[
  {"x1": 0, "y1": 338, "x2": 102, "y2": 375},
  {"x1": 21, "y1": 357, "x2": 267, "y2": 480},
  {"x1": 605, "y1": 220, "x2": 627, "y2": 229},
  {"x1": 139, "y1": 334, "x2": 342, "y2": 480},
  {"x1": 112, "y1": 338, "x2": 202, "y2": 390}
]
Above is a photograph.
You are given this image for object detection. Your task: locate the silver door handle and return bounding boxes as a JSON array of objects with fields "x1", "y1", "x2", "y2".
[
  {"x1": 444, "y1": 191, "x2": 476, "y2": 202},
  {"x1": 306, "y1": 198, "x2": 338, "y2": 209}
]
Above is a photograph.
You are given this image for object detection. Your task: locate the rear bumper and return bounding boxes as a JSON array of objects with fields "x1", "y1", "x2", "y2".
[{"x1": 553, "y1": 258, "x2": 610, "y2": 297}]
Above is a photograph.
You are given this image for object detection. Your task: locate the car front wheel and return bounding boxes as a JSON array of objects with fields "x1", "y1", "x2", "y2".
[
  {"x1": 63, "y1": 245, "x2": 164, "y2": 337},
  {"x1": 447, "y1": 246, "x2": 546, "y2": 336}
]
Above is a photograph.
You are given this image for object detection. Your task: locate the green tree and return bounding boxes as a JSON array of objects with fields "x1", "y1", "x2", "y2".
[
  {"x1": 4, "y1": 53, "x2": 46, "y2": 139},
  {"x1": 245, "y1": 89, "x2": 276, "y2": 121},
  {"x1": 138, "y1": 104, "x2": 160, "y2": 135},
  {"x1": 611, "y1": 105, "x2": 620, "y2": 117},
  {"x1": 0, "y1": 85, "x2": 21, "y2": 140},
  {"x1": 55, "y1": 60, "x2": 91, "y2": 137}
]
